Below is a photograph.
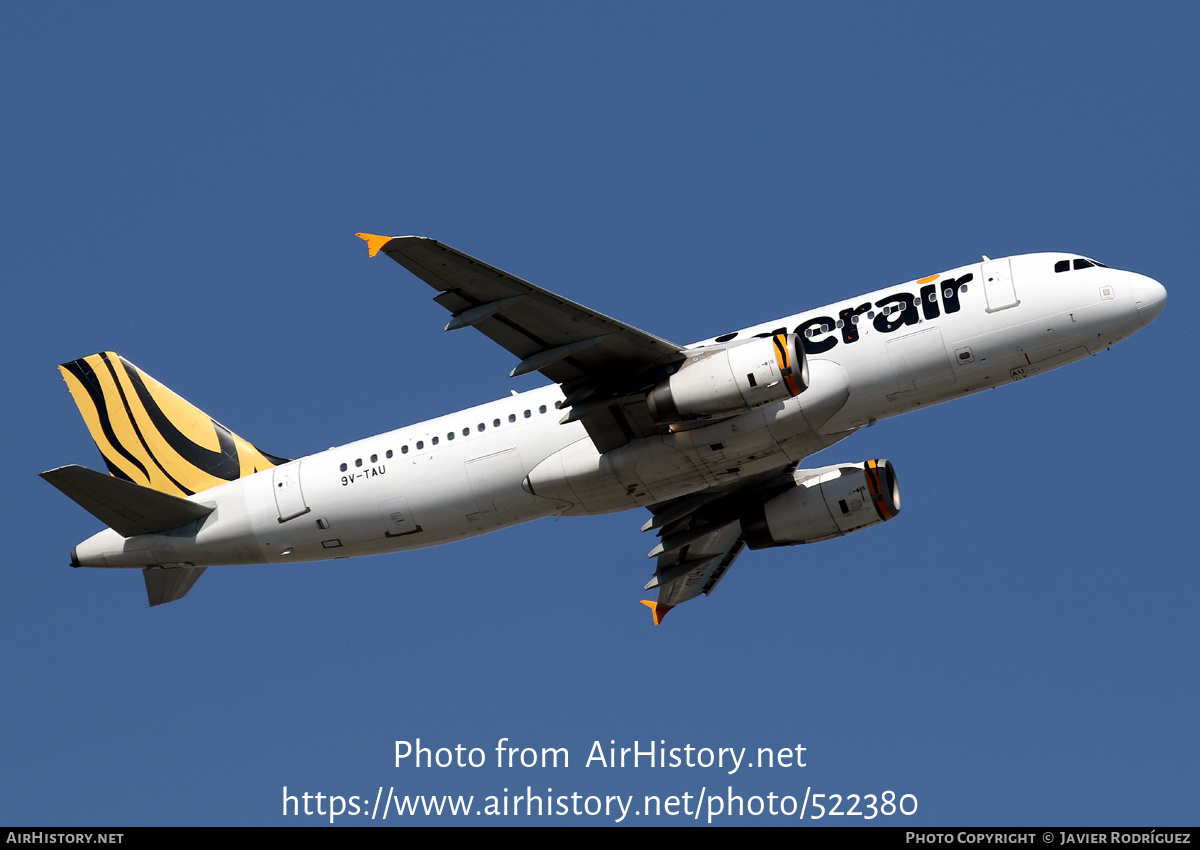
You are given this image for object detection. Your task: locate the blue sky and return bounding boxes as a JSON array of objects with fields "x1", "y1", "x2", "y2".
[{"x1": 2, "y1": 2, "x2": 1196, "y2": 825}]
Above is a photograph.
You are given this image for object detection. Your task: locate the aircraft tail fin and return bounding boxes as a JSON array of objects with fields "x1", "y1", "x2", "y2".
[
  {"x1": 40, "y1": 465, "x2": 214, "y2": 538},
  {"x1": 57, "y1": 352, "x2": 288, "y2": 497}
]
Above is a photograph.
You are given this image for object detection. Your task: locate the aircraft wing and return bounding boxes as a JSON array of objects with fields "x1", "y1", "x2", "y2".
[
  {"x1": 642, "y1": 519, "x2": 745, "y2": 625},
  {"x1": 360, "y1": 234, "x2": 685, "y2": 452},
  {"x1": 638, "y1": 467, "x2": 798, "y2": 624}
]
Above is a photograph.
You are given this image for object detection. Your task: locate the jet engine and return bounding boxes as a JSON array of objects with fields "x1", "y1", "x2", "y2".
[
  {"x1": 647, "y1": 333, "x2": 807, "y2": 424},
  {"x1": 742, "y1": 459, "x2": 900, "y2": 549}
]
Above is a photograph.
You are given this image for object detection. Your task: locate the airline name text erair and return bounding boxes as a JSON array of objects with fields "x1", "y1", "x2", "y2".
[
  {"x1": 394, "y1": 738, "x2": 806, "y2": 775},
  {"x1": 792, "y1": 272, "x2": 973, "y2": 355}
]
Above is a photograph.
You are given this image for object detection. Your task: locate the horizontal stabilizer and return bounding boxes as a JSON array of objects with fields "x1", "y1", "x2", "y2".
[
  {"x1": 144, "y1": 566, "x2": 207, "y2": 606},
  {"x1": 40, "y1": 465, "x2": 214, "y2": 538}
]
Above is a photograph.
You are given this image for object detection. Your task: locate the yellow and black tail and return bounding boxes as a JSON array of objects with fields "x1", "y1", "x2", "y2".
[{"x1": 58, "y1": 352, "x2": 288, "y2": 497}]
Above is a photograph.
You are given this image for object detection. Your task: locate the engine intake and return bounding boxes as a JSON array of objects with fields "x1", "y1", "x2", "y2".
[
  {"x1": 647, "y1": 333, "x2": 807, "y2": 424},
  {"x1": 743, "y1": 459, "x2": 900, "y2": 549}
]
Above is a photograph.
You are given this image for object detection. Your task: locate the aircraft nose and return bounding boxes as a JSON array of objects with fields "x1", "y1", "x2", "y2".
[{"x1": 1129, "y1": 273, "x2": 1167, "y2": 326}]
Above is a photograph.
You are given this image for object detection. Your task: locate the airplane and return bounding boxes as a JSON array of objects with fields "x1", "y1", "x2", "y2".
[{"x1": 41, "y1": 235, "x2": 1167, "y2": 622}]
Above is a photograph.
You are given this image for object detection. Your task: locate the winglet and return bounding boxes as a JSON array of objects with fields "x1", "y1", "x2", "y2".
[
  {"x1": 356, "y1": 233, "x2": 394, "y2": 258},
  {"x1": 640, "y1": 599, "x2": 674, "y2": 625}
]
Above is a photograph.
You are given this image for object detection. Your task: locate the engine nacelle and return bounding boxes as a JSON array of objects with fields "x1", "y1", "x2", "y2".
[
  {"x1": 647, "y1": 333, "x2": 807, "y2": 424},
  {"x1": 742, "y1": 459, "x2": 900, "y2": 549}
]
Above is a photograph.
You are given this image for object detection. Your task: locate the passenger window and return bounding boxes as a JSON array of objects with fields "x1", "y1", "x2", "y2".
[
  {"x1": 416, "y1": 441, "x2": 424, "y2": 450},
  {"x1": 401, "y1": 446, "x2": 408, "y2": 454},
  {"x1": 431, "y1": 437, "x2": 438, "y2": 446},
  {"x1": 539, "y1": 405, "x2": 547, "y2": 414},
  {"x1": 478, "y1": 423, "x2": 485, "y2": 432},
  {"x1": 355, "y1": 459, "x2": 362, "y2": 468},
  {"x1": 386, "y1": 450, "x2": 393, "y2": 459},
  {"x1": 462, "y1": 427, "x2": 470, "y2": 436},
  {"x1": 370, "y1": 454, "x2": 377, "y2": 463},
  {"x1": 509, "y1": 414, "x2": 516, "y2": 423},
  {"x1": 524, "y1": 409, "x2": 531, "y2": 418},
  {"x1": 340, "y1": 463, "x2": 347, "y2": 472},
  {"x1": 447, "y1": 432, "x2": 455, "y2": 441},
  {"x1": 493, "y1": 418, "x2": 501, "y2": 427}
]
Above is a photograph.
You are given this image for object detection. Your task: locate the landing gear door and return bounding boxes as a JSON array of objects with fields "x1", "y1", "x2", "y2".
[
  {"x1": 272, "y1": 461, "x2": 310, "y2": 522},
  {"x1": 982, "y1": 257, "x2": 1019, "y2": 312}
]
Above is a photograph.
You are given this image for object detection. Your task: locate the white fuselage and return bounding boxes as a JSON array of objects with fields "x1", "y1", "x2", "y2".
[{"x1": 72, "y1": 253, "x2": 1164, "y2": 570}]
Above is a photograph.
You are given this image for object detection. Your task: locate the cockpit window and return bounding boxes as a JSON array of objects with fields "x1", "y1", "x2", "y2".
[{"x1": 1056, "y1": 257, "x2": 1108, "y2": 273}]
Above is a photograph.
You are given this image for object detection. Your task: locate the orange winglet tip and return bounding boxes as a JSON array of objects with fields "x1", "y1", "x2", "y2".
[
  {"x1": 640, "y1": 599, "x2": 673, "y2": 625},
  {"x1": 356, "y1": 233, "x2": 394, "y2": 258}
]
